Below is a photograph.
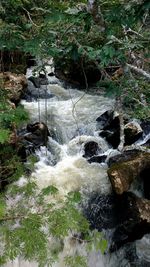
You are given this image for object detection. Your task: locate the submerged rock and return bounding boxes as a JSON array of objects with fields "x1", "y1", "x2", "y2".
[{"x1": 107, "y1": 151, "x2": 150, "y2": 195}]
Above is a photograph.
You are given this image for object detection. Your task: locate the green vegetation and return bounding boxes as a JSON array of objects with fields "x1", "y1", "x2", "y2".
[
  {"x1": 0, "y1": 0, "x2": 149, "y2": 266},
  {"x1": 0, "y1": 185, "x2": 107, "y2": 266},
  {"x1": 0, "y1": 87, "x2": 29, "y2": 189},
  {"x1": 0, "y1": 0, "x2": 149, "y2": 117}
]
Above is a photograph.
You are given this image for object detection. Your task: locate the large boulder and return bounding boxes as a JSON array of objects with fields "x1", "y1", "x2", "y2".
[
  {"x1": 110, "y1": 192, "x2": 150, "y2": 252},
  {"x1": 84, "y1": 191, "x2": 150, "y2": 251},
  {"x1": 0, "y1": 72, "x2": 27, "y2": 104},
  {"x1": 96, "y1": 110, "x2": 120, "y2": 149},
  {"x1": 107, "y1": 151, "x2": 150, "y2": 195}
]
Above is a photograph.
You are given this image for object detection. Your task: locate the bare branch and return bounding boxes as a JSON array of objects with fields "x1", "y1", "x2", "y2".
[
  {"x1": 115, "y1": 96, "x2": 125, "y2": 152},
  {"x1": 127, "y1": 64, "x2": 150, "y2": 80},
  {"x1": 132, "y1": 98, "x2": 145, "y2": 107},
  {"x1": 22, "y1": 7, "x2": 40, "y2": 28}
]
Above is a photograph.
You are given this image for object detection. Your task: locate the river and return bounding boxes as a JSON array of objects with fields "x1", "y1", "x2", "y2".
[{"x1": 4, "y1": 66, "x2": 150, "y2": 267}]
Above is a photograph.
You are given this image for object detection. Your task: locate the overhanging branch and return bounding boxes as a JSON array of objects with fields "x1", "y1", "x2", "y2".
[{"x1": 127, "y1": 64, "x2": 150, "y2": 80}]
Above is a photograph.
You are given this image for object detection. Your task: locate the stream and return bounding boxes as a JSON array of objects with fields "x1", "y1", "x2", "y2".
[{"x1": 4, "y1": 65, "x2": 150, "y2": 267}]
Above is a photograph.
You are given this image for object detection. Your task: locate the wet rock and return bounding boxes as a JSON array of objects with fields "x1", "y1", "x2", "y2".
[
  {"x1": 26, "y1": 56, "x2": 36, "y2": 68},
  {"x1": 83, "y1": 141, "x2": 101, "y2": 158},
  {"x1": 140, "y1": 167, "x2": 150, "y2": 200},
  {"x1": 0, "y1": 72, "x2": 27, "y2": 104},
  {"x1": 139, "y1": 120, "x2": 150, "y2": 148},
  {"x1": 84, "y1": 194, "x2": 120, "y2": 231},
  {"x1": 28, "y1": 75, "x2": 48, "y2": 88},
  {"x1": 28, "y1": 76, "x2": 40, "y2": 88},
  {"x1": 97, "y1": 110, "x2": 120, "y2": 148},
  {"x1": 110, "y1": 192, "x2": 150, "y2": 252},
  {"x1": 143, "y1": 138, "x2": 150, "y2": 147},
  {"x1": 88, "y1": 155, "x2": 107, "y2": 164},
  {"x1": 107, "y1": 149, "x2": 141, "y2": 167},
  {"x1": 25, "y1": 122, "x2": 50, "y2": 147},
  {"x1": 124, "y1": 121, "x2": 143, "y2": 145},
  {"x1": 96, "y1": 110, "x2": 114, "y2": 129},
  {"x1": 16, "y1": 122, "x2": 50, "y2": 161},
  {"x1": 107, "y1": 152, "x2": 150, "y2": 194},
  {"x1": 100, "y1": 127, "x2": 120, "y2": 149},
  {"x1": 23, "y1": 80, "x2": 53, "y2": 101},
  {"x1": 48, "y1": 72, "x2": 55, "y2": 77},
  {"x1": 140, "y1": 120, "x2": 150, "y2": 136},
  {"x1": 17, "y1": 143, "x2": 35, "y2": 161}
]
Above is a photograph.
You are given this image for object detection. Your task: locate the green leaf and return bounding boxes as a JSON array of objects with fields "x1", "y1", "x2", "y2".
[
  {"x1": 64, "y1": 255, "x2": 87, "y2": 267},
  {"x1": 0, "y1": 195, "x2": 6, "y2": 219},
  {"x1": 25, "y1": 23, "x2": 33, "y2": 30},
  {"x1": 67, "y1": 191, "x2": 81, "y2": 203},
  {"x1": 41, "y1": 185, "x2": 59, "y2": 196},
  {"x1": 100, "y1": 238, "x2": 107, "y2": 254},
  {"x1": 0, "y1": 129, "x2": 10, "y2": 144}
]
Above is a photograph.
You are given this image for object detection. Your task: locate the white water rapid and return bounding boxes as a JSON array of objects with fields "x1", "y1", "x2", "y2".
[{"x1": 4, "y1": 66, "x2": 150, "y2": 267}]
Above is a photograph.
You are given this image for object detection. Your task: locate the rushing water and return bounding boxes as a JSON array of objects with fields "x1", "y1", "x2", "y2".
[{"x1": 4, "y1": 67, "x2": 150, "y2": 267}]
